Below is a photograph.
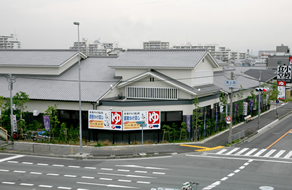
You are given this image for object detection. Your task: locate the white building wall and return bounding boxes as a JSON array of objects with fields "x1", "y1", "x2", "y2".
[{"x1": 192, "y1": 58, "x2": 214, "y2": 86}]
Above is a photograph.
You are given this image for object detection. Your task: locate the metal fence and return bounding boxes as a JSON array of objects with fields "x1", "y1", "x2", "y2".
[{"x1": 228, "y1": 126, "x2": 256, "y2": 143}]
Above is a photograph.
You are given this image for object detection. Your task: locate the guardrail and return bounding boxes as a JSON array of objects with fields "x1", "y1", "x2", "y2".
[
  {"x1": 0, "y1": 127, "x2": 8, "y2": 141},
  {"x1": 228, "y1": 126, "x2": 255, "y2": 144}
]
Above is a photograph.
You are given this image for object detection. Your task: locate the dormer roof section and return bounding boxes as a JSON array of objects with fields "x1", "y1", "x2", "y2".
[{"x1": 109, "y1": 49, "x2": 219, "y2": 69}]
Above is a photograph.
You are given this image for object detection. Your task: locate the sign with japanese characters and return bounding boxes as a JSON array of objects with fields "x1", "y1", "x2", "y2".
[
  {"x1": 123, "y1": 111, "x2": 161, "y2": 130},
  {"x1": 243, "y1": 102, "x2": 248, "y2": 116},
  {"x1": 88, "y1": 110, "x2": 122, "y2": 130},
  {"x1": 12, "y1": 115, "x2": 17, "y2": 132},
  {"x1": 277, "y1": 65, "x2": 291, "y2": 82}
]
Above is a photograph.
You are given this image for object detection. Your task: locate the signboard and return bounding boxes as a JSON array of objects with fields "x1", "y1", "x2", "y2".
[
  {"x1": 278, "y1": 86, "x2": 285, "y2": 100},
  {"x1": 88, "y1": 110, "x2": 122, "y2": 130},
  {"x1": 226, "y1": 116, "x2": 231, "y2": 124},
  {"x1": 225, "y1": 80, "x2": 237, "y2": 87},
  {"x1": 243, "y1": 102, "x2": 248, "y2": 116},
  {"x1": 186, "y1": 115, "x2": 190, "y2": 132},
  {"x1": 123, "y1": 111, "x2": 161, "y2": 130},
  {"x1": 43, "y1": 115, "x2": 50, "y2": 132},
  {"x1": 12, "y1": 115, "x2": 17, "y2": 132},
  {"x1": 277, "y1": 65, "x2": 291, "y2": 82},
  {"x1": 290, "y1": 56, "x2": 292, "y2": 65}
]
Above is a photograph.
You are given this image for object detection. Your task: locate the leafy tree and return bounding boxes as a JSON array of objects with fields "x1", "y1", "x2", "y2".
[
  {"x1": 44, "y1": 104, "x2": 60, "y2": 141},
  {"x1": 171, "y1": 122, "x2": 179, "y2": 141},
  {"x1": 219, "y1": 92, "x2": 227, "y2": 128},
  {"x1": 68, "y1": 124, "x2": 78, "y2": 143},
  {"x1": 162, "y1": 124, "x2": 171, "y2": 142},
  {"x1": 236, "y1": 85, "x2": 245, "y2": 122},
  {"x1": 59, "y1": 122, "x2": 67, "y2": 143},
  {"x1": 180, "y1": 122, "x2": 187, "y2": 141}
]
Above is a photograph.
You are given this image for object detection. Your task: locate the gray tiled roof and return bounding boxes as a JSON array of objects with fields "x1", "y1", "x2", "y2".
[
  {"x1": 0, "y1": 49, "x2": 79, "y2": 67},
  {"x1": 109, "y1": 49, "x2": 208, "y2": 68},
  {"x1": 244, "y1": 69, "x2": 276, "y2": 82},
  {"x1": 0, "y1": 57, "x2": 120, "y2": 102}
]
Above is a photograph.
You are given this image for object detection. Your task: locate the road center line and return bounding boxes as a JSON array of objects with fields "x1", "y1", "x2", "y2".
[
  {"x1": 98, "y1": 172, "x2": 155, "y2": 179},
  {"x1": 76, "y1": 182, "x2": 139, "y2": 189},
  {"x1": 84, "y1": 167, "x2": 96, "y2": 169},
  {"x1": 58, "y1": 187, "x2": 72, "y2": 189},
  {"x1": 30, "y1": 172, "x2": 42, "y2": 175},
  {"x1": 20, "y1": 183, "x2": 34, "y2": 186},
  {"x1": 2, "y1": 182, "x2": 15, "y2": 185},
  {"x1": 64, "y1": 175, "x2": 76, "y2": 178},
  {"x1": 22, "y1": 162, "x2": 33, "y2": 165},
  {"x1": 0, "y1": 169, "x2": 9, "y2": 172},
  {"x1": 37, "y1": 163, "x2": 49, "y2": 166},
  {"x1": 39, "y1": 185, "x2": 53, "y2": 188},
  {"x1": 14, "y1": 170, "x2": 26, "y2": 173},
  {"x1": 81, "y1": 176, "x2": 94, "y2": 179},
  {"x1": 53, "y1": 164, "x2": 64, "y2": 167},
  {"x1": 266, "y1": 129, "x2": 292, "y2": 149}
]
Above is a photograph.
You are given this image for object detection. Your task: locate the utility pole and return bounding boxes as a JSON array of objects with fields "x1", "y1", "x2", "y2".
[
  {"x1": 7, "y1": 74, "x2": 16, "y2": 144},
  {"x1": 258, "y1": 71, "x2": 261, "y2": 129},
  {"x1": 228, "y1": 72, "x2": 234, "y2": 143}
]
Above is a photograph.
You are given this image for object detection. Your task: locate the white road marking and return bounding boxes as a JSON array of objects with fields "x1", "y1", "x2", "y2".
[
  {"x1": 69, "y1": 165, "x2": 80, "y2": 168},
  {"x1": 7, "y1": 161, "x2": 18, "y2": 163},
  {"x1": 235, "y1": 148, "x2": 249, "y2": 155},
  {"x1": 64, "y1": 175, "x2": 76, "y2": 178},
  {"x1": 53, "y1": 164, "x2": 64, "y2": 167},
  {"x1": 248, "y1": 159, "x2": 253, "y2": 162},
  {"x1": 0, "y1": 155, "x2": 24, "y2": 162},
  {"x1": 37, "y1": 163, "x2": 49, "y2": 166},
  {"x1": 216, "y1": 149, "x2": 228, "y2": 154},
  {"x1": 137, "y1": 181, "x2": 151, "y2": 184},
  {"x1": 77, "y1": 181, "x2": 139, "y2": 189},
  {"x1": 274, "y1": 150, "x2": 286, "y2": 158},
  {"x1": 100, "y1": 178, "x2": 112, "y2": 181},
  {"x1": 98, "y1": 172, "x2": 155, "y2": 179},
  {"x1": 58, "y1": 187, "x2": 71, "y2": 189},
  {"x1": 225, "y1": 148, "x2": 240, "y2": 155},
  {"x1": 239, "y1": 166, "x2": 245, "y2": 169},
  {"x1": 84, "y1": 167, "x2": 96, "y2": 169},
  {"x1": 81, "y1": 176, "x2": 94, "y2": 179},
  {"x1": 2, "y1": 182, "x2": 15, "y2": 184},
  {"x1": 284, "y1": 151, "x2": 292, "y2": 159},
  {"x1": 0, "y1": 169, "x2": 9, "y2": 172},
  {"x1": 77, "y1": 189, "x2": 89, "y2": 190},
  {"x1": 101, "y1": 168, "x2": 113, "y2": 171},
  {"x1": 20, "y1": 183, "x2": 34, "y2": 186},
  {"x1": 244, "y1": 163, "x2": 249, "y2": 166},
  {"x1": 39, "y1": 185, "x2": 53, "y2": 188},
  {"x1": 115, "y1": 165, "x2": 169, "y2": 170},
  {"x1": 263, "y1": 149, "x2": 276, "y2": 157},
  {"x1": 22, "y1": 162, "x2": 33, "y2": 165},
  {"x1": 253, "y1": 149, "x2": 266, "y2": 156},
  {"x1": 135, "y1": 170, "x2": 147, "y2": 173},
  {"x1": 14, "y1": 170, "x2": 26, "y2": 173},
  {"x1": 118, "y1": 179, "x2": 131, "y2": 182},
  {"x1": 118, "y1": 169, "x2": 130, "y2": 172},
  {"x1": 47, "y1": 173, "x2": 60, "y2": 176},
  {"x1": 234, "y1": 170, "x2": 240, "y2": 173},
  {"x1": 228, "y1": 173, "x2": 234, "y2": 177},
  {"x1": 30, "y1": 172, "x2": 42, "y2": 175},
  {"x1": 244, "y1": 148, "x2": 258, "y2": 156},
  {"x1": 152, "y1": 172, "x2": 165, "y2": 175},
  {"x1": 221, "y1": 177, "x2": 228, "y2": 181}
]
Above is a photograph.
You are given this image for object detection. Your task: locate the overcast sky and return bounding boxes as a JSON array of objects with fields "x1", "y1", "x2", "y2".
[{"x1": 2, "y1": 0, "x2": 292, "y2": 55}]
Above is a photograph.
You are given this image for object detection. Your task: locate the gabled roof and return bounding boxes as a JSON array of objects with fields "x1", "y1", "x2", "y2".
[
  {"x1": 0, "y1": 49, "x2": 87, "y2": 67},
  {"x1": 0, "y1": 57, "x2": 119, "y2": 102},
  {"x1": 118, "y1": 69, "x2": 221, "y2": 96},
  {"x1": 109, "y1": 49, "x2": 219, "y2": 69},
  {"x1": 244, "y1": 69, "x2": 276, "y2": 82}
]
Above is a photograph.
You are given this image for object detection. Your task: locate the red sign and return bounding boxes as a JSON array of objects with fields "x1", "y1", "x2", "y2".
[
  {"x1": 226, "y1": 116, "x2": 232, "y2": 122},
  {"x1": 277, "y1": 81, "x2": 286, "y2": 86},
  {"x1": 111, "y1": 111, "x2": 122, "y2": 125},
  {"x1": 289, "y1": 56, "x2": 292, "y2": 64},
  {"x1": 148, "y1": 111, "x2": 160, "y2": 124}
]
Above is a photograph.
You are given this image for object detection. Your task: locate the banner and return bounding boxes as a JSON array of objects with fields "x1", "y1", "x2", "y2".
[
  {"x1": 215, "y1": 104, "x2": 218, "y2": 125},
  {"x1": 186, "y1": 115, "x2": 190, "y2": 132},
  {"x1": 12, "y1": 115, "x2": 17, "y2": 132},
  {"x1": 243, "y1": 102, "x2": 248, "y2": 116},
  {"x1": 250, "y1": 100, "x2": 254, "y2": 113},
  {"x1": 234, "y1": 104, "x2": 237, "y2": 118},
  {"x1": 123, "y1": 111, "x2": 161, "y2": 130},
  {"x1": 88, "y1": 110, "x2": 122, "y2": 130},
  {"x1": 43, "y1": 115, "x2": 50, "y2": 132},
  {"x1": 278, "y1": 86, "x2": 285, "y2": 100}
]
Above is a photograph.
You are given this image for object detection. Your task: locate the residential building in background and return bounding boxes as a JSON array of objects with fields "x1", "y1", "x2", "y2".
[
  {"x1": 0, "y1": 34, "x2": 21, "y2": 49},
  {"x1": 70, "y1": 39, "x2": 115, "y2": 56},
  {"x1": 143, "y1": 41, "x2": 169, "y2": 49},
  {"x1": 172, "y1": 43, "x2": 246, "y2": 62}
]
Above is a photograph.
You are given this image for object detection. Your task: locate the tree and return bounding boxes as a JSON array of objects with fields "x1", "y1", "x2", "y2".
[
  {"x1": 59, "y1": 122, "x2": 67, "y2": 143},
  {"x1": 236, "y1": 85, "x2": 245, "y2": 122},
  {"x1": 193, "y1": 98, "x2": 202, "y2": 141},
  {"x1": 44, "y1": 104, "x2": 60, "y2": 141},
  {"x1": 162, "y1": 124, "x2": 171, "y2": 142},
  {"x1": 219, "y1": 92, "x2": 227, "y2": 129},
  {"x1": 180, "y1": 122, "x2": 187, "y2": 141}
]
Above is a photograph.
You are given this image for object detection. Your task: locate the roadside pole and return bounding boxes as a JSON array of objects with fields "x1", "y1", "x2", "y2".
[
  {"x1": 258, "y1": 71, "x2": 261, "y2": 129},
  {"x1": 228, "y1": 72, "x2": 234, "y2": 143}
]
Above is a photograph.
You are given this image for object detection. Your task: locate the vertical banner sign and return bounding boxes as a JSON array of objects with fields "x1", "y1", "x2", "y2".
[
  {"x1": 289, "y1": 56, "x2": 292, "y2": 65},
  {"x1": 148, "y1": 111, "x2": 160, "y2": 129},
  {"x1": 277, "y1": 81, "x2": 286, "y2": 100},
  {"x1": 260, "y1": 96, "x2": 263, "y2": 107},
  {"x1": 186, "y1": 115, "x2": 190, "y2": 133},
  {"x1": 88, "y1": 110, "x2": 123, "y2": 130},
  {"x1": 234, "y1": 104, "x2": 237, "y2": 119},
  {"x1": 243, "y1": 102, "x2": 248, "y2": 116},
  {"x1": 43, "y1": 115, "x2": 50, "y2": 132},
  {"x1": 12, "y1": 115, "x2": 17, "y2": 132},
  {"x1": 215, "y1": 104, "x2": 218, "y2": 125},
  {"x1": 250, "y1": 100, "x2": 254, "y2": 113},
  {"x1": 123, "y1": 111, "x2": 147, "y2": 130},
  {"x1": 277, "y1": 65, "x2": 291, "y2": 82}
]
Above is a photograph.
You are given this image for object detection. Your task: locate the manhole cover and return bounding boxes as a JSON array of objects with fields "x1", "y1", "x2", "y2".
[{"x1": 259, "y1": 186, "x2": 274, "y2": 190}]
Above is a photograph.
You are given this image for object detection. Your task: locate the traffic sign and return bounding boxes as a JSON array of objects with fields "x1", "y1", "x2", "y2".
[
  {"x1": 225, "y1": 80, "x2": 237, "y2": 88},
  {"x1": 226, "y1": 116, "x2": 232, "y2": 124},
  {"x1": 276, "y1": 100, "x2": 279, "y2": 104}
]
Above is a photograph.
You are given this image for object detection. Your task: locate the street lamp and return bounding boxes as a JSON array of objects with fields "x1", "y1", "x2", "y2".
[{"x1": 73, "y1": 21, "x2": 82, "y2": 155}]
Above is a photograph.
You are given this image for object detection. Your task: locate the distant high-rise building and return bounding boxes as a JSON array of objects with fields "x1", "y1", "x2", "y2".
[
  {"x1": 70, "y1": 39, "x2": 115, "y2": 56},
  {"x1": 0, "y1": 34, "x2": 21, "y2": 49},
  {"x1": 276, "y1": 44, "x2": 289, "y2": 53},
  {"x1": 143, "y1": 41, "x2": 169, "y2": 49}
]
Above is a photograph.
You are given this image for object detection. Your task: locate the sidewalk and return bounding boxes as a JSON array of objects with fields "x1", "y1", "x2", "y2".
[{"x1": 1, "y1": 102, "x2": 291, "y2": 159}]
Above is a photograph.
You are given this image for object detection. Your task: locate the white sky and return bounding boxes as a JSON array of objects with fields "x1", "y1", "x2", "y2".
[{"x1": 2, "y1": 0, "x2": 292, "y2": 55}]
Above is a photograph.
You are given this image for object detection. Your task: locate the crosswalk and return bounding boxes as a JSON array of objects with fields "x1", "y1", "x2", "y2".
[{"x1": 214, "y1": 148, "x2": 292, "y2": 159}]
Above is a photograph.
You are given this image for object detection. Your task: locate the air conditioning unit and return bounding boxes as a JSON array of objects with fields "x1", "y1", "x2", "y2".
[{"x1": 33, "y1": 110, "x2": 39, "y2": 116}]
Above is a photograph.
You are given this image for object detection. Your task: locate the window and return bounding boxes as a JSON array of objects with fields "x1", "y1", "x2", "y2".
[
  {"x1": 126, "y1": 86, "x2": 178, "y2": 100},
  {"x1": 278, "y1": 61, "x2": 282, "y2": 64}
]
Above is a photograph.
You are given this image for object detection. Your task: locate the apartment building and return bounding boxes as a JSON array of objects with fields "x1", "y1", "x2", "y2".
[
  {"x1": 143, "y1": 41, "x2": 169, "y2": 49},
  {"x1": 0, "y1": 34, "x2": 21, "y2": 49}
]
